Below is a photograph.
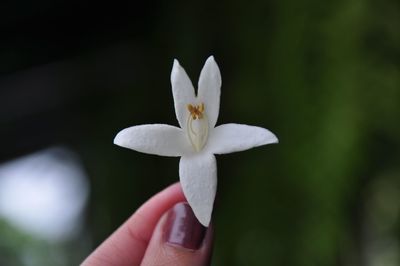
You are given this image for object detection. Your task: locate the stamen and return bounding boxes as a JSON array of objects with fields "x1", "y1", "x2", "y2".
[
  {"x1": 186, "y1": 103, "x2": 208, "y2": 151},
  {"x1": 187, "y1": 103, "x2": 206, "y2": 120}
]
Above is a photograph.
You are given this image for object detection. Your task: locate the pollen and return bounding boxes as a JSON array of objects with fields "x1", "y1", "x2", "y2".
[{"x1": 187, "y1": 103, "x2": 205, "y2": 120}]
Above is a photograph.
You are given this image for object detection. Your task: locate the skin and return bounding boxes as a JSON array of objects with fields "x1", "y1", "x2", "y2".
[{"x1": 82, "y1": 183, "x2": 214, "y2": 266}]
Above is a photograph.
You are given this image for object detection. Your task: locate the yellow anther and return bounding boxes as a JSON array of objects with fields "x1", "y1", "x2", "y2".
[{"x1": 187, "y1": 103, "x2": 205, "y2": 120}]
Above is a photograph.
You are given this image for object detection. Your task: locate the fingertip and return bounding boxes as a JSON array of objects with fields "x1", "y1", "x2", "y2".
[
  {"x1": 141, "y1": 202, "x2": 214, "y2": 266},
  {"x1": 82, "y1": 182, "x2": 186, "y2": 266}
]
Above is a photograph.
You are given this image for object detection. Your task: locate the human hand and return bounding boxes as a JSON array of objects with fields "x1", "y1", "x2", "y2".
[{"x1": 82, "y1": 183, "x2": 214, "y2": 266}]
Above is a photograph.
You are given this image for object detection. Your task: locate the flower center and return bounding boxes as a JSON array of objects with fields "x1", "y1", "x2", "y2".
[{"x1": 186, "y1": 103, "x2": 208, "y2": 152}]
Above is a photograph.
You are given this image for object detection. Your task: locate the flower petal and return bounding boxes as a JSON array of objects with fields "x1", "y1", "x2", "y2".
[
  {"x1": 197, "y1": 56, "x2": 221, "y2": 129},
  {"x1": 171, "y1": 59, "x2": 196, "y2": 129},
  {"x1": 207, "y1": 123, "x2": 278, "y2": 154},
  {"x1": 179, "y1": 153, "x2": 217, "y2": 227},
  {"x1": 114, "y1": 124, "x2": 189, "y2": 157}
]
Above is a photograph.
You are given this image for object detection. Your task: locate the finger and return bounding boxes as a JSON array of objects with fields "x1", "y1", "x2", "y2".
[
  {"x1": 141, "y1": 202, "x2": 214, "y2": 266},
  {"x1": 82, "y1": 182, "x2": 186, "y2": 266}
]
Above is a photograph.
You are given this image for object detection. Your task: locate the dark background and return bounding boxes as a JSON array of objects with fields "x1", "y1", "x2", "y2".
[{"x1": 1, "y1": 0, "x2": 399, "y2": 265}]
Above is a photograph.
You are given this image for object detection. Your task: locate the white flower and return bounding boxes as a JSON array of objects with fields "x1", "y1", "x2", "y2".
[{"x1": 114, "y1": 56, "x2": 278, "y2": 226}]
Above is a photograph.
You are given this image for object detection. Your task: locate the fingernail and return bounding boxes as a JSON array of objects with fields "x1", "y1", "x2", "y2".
[{"x1": 164, "y1": 202, "x2": 206, "y2": 250}]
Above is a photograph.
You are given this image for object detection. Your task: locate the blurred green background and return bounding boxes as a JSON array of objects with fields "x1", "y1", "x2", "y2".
[{"x1": 0, "y1": 0, "x2": 399, "y2": 265}]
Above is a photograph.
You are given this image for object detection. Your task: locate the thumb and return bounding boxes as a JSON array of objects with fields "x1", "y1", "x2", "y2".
[{"x1": 140, "y1": 202, "x2": 214, "y2": 266}]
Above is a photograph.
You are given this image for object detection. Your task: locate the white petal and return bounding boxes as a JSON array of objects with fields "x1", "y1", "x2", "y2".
[
  {"x1": 179, "y1": 153, "x2": 217, "y2": 227},
  {"x1": 197, "y1": 56, "x2": 221, "y2": 129},
  {"x1": 207, "y1": 123, "x2": 278, "y2": 154},
  {"x1": 114, "y1": 124, "x2": 189, "y2": 157},
  {"x1": 171, "y1": 59, "x2": 196, "y2": 129}
]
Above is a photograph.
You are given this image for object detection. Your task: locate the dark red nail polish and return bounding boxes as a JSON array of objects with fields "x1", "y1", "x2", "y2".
[{"x1": 164, "y1": 202, "x2": 206, "y2": 250}]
